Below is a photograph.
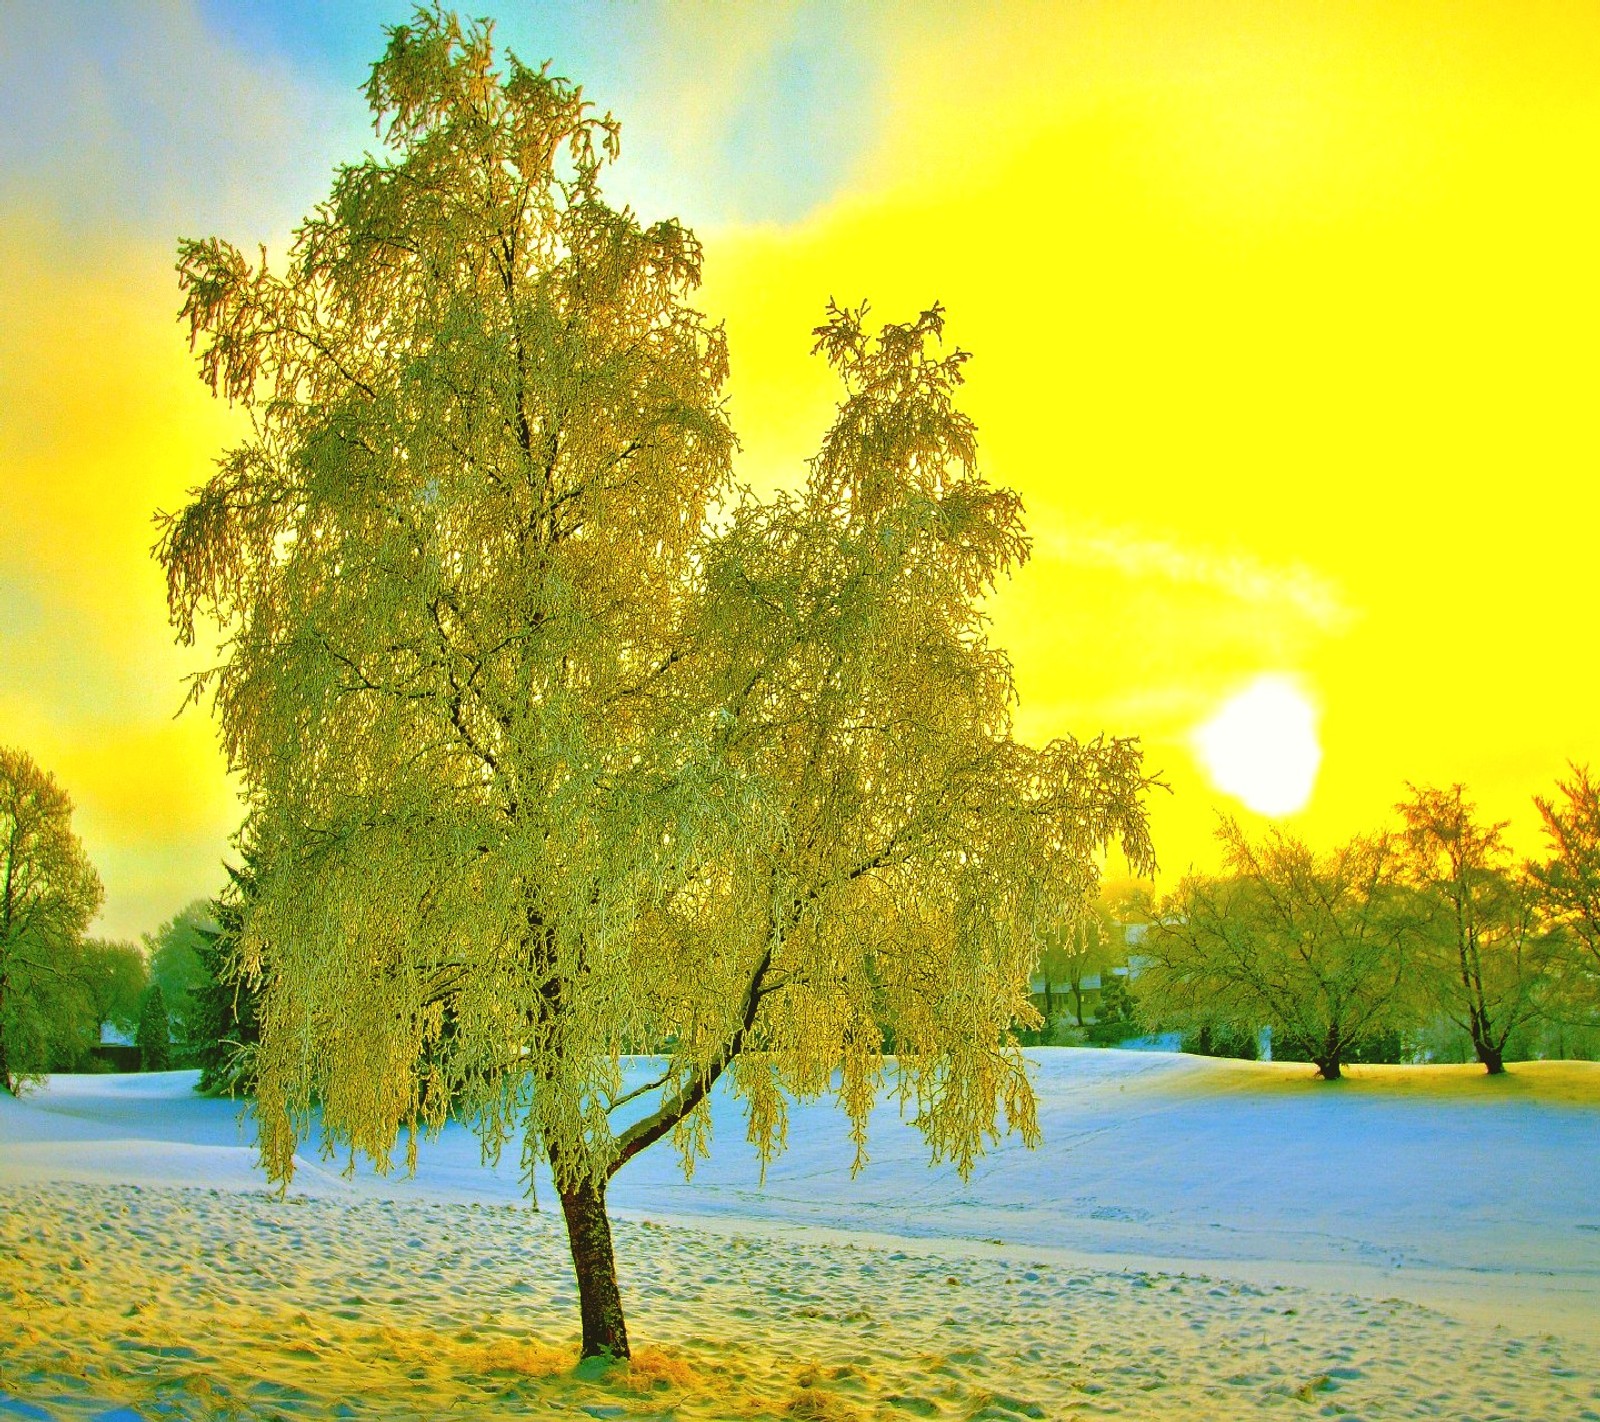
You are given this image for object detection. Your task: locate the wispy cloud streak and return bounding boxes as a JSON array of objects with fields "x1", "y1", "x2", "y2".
[{"x1": 1036, "y1": 525, "x2": 1354, "y2": 634}]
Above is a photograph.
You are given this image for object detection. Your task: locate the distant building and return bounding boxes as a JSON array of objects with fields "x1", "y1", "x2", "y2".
[{"x1": 92, "y1": 1021, "x2": 142, "y2": 1071}]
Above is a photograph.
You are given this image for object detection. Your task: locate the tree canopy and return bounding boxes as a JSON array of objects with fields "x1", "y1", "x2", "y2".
[
  {"x1": 158, "y1": 8, "x2": 1153, "y2": 1358},
  {"x1": 0, "y1": 746, "x2": 105, "y2": 1092}
]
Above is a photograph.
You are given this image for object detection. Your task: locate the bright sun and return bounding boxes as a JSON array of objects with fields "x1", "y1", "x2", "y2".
[{"x1": 1193, "y1": 675, "x2": 1322, "y2": 817}]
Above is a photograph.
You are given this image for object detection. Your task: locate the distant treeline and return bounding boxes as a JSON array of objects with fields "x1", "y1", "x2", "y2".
[
  {"x1": 9, "y1": 737, "x2": 1600, "y2": 1095},
  {"x1": 0, "y1": 740, "x2": 259, "y2": 1093},
  {"x1": 1128, "y1": 776, "x2": 1600, "y2": 1078}
]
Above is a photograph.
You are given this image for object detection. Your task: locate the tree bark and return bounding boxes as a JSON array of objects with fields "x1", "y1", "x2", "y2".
[
  {"x1": 0, "y1": 974, "x2": 12, "y2": 1094},
  {"x1": 1467, "y1": 1006, "x2": 1506, "y2": 1074},
  {"x1": 557, "y1": 1171, "x2": 629, "y2": 1360},
  {"x1": 547, "y1": 941, "x2": 777, "y2": 1363},
  {"x1": 1312, "y1": 1023, "x2": 1346, "y2": 1081},
  {"x1": 1313, "y1": 1025, "x2": 1343, "y2": 1080}
]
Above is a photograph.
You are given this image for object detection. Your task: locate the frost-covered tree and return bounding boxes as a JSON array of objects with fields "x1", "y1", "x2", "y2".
[
  {"x1": 158, "y1": 11, "x2": 1152, "y2": 1359},
  {"x1": 0, "y1": 746, "x2": 104, "y2": 1093},
  {"x1": 136, "y1": 983, "x2": 172, "y2": 1072},
  {"x1": 78, "y1": 938, "x2": 148, "y2": 1040},
  {"x1": 1141, "y1": 820, "x2": 1411, "y2": 1079},
  {"x1": 1397, "y1": 784, "x2": 1555, "y2": 1074},
  {"x1": 652, "y1": 298, "x2": 1152, "y2": 1177},
  {"x1": 1532, "y1": 764, "x2": 1600, "y2": 991},
  {"x1": 187, "y1": 856, "x2": 263, "y2": 1096},
  {"x1": 1037, "y1": 895, "x2": 1120, "y2": 1028},
  {"x1": 144, "y1": 899, "x2": 216, "y2": 1051}
]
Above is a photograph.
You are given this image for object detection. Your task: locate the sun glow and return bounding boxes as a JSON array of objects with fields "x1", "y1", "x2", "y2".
[{"x1": 1193, "y1": 675, "x2": 1321, "y2": 817}]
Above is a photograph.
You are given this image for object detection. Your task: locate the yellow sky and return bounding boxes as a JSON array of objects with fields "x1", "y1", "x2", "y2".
[
  {"x1": 3, "y1": 1, "x2": 1597, "y2": 937},
  {"x1": 700, "y1": 0, "x2": 1600, "y2": 881}
]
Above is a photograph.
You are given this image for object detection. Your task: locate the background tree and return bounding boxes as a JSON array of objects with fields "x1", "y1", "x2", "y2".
[
  {"x1": 136, "y1": 983, "x2": 171, "y2": 1072},
  {"x1": 77, "y1": 938, "x2": 148, "y2": 1040},
  {"x1": 144, "y1": 899, "x2": 217, "y2": 1056},
  {"x1": 188, "y1": 857, "x2": 263, "y2": 1095},
  {"x1": 1532, "y1": 764, "x2": 1600, "y2": 991},
  {"x1": 1397, "y1": 784, "x2": 1554, "y2": 1074},
  {"x1": 1087, "y1": 970, "x2": 1138, "y2": 1045},
  {"x1": 1177, "y1": 1018, "x2": 1260, "y2": 1060},
  {"x1": 158, "y1": 12, "x2": 1152, "y2": 1360},
  {"x1": 1036, "y1": 896, "x2": 1119, "y2": 1028},
  {"x1": 0, "y1": 746, "x2": 104, "y2": 1092},
  {"x1": 0, "y1": 937, "x2": 148, "y2": 1075},
  {"x1": 1101, "y1": 879, "x2": 1154, "y2": 932},
  {"x1": 1140, "y1": 820, "x2": 1411, "y2": 1079}
]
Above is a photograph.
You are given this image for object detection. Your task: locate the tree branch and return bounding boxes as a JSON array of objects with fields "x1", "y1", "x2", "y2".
[{"x1": 608, "y1": 940, "x2": 775, "y2": 1175}]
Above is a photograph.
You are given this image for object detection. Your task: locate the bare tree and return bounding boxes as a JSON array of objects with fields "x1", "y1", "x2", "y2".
[
  {"x1": 1141, "y1": 820, "x2": 1411, "y2": 1079},
  {"x1": 1397, "y1": 784, "x2": 1555, "y2": 1074}
]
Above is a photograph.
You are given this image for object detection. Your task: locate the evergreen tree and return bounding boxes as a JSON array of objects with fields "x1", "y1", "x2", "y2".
[
  {"x1": 1088, "y1": 971, "x2": 1137, "y2": 1045},
  {"x1": 187, "y1": 859, "x2": 262, "y2": 1095},
  {"x1": 136, "y1": 983, "x2": 171, "y2": 1072}
]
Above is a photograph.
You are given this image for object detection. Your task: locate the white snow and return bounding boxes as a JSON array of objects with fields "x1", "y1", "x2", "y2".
[{"x1": 4, "y1": 1050, "x2": 1596, "y2": 1346}]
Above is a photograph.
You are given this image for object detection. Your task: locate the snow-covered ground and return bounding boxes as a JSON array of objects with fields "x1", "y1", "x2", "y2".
[{"x1": 2, "y1": 1050, "x2": 1597, "y2": 1419}]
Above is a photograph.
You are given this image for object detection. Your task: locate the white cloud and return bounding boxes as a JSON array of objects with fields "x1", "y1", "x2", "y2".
[
  {"x1": 1037, "y1": 523, "x2": 1354, "y2": 633},
  {"x1": 0, "y1": 0, "x2": 361, "y2": 248}
]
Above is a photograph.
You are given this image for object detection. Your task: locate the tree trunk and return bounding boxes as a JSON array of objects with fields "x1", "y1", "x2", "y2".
[
  {"x1": 0, "y1": 978, "x2": 12, "y2": 1095},
  {"x1": 557, "y1": 1171, "x2": 629, "y2": 1360},
  {"x1": 1314, "y1": 1026, "x2": 1343, "y2": 1080},
  {"x1": 1467, "y1": 1007, "x2": 1506, "y2": 1075}
]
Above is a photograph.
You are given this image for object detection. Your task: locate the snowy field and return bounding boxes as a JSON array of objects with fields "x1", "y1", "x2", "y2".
[{"x1": 2, "y1": 1050, "x2": 1597, "y2": 1419}]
